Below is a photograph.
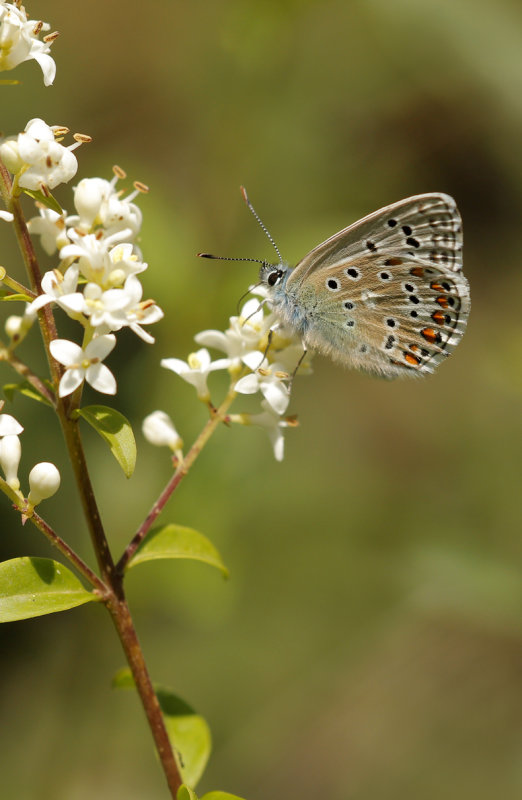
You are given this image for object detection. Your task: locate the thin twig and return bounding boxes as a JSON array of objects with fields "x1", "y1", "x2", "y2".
[{"x1": 117, "y1": 386, "x2": 238, "y2": 573}]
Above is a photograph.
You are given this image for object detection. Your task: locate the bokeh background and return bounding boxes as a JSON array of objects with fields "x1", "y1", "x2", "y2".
[{"x1": 1, "y1": 1, "x2": 521, "y2": 798}]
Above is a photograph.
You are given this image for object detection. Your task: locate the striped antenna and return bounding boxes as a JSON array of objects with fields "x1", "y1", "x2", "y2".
[{"x1": 240, "y1": 186, "x2": 283, "y2": 263}]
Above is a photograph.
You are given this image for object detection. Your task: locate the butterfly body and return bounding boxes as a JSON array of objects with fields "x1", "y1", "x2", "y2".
[{"x1": 259, "y1": 193, "x2": 470, "y2": 379}]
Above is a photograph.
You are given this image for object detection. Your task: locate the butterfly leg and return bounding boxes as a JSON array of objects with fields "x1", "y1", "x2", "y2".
[{"x1": 288, "y1": 341, "x2": 308, "y2": 394}]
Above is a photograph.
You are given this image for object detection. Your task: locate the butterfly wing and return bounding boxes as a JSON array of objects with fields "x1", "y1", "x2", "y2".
[
  {"x1": 288, "y1": 193, "x2": 463, "y2": 282},
  {"x1": 283, "y1": 194, "x2": 469, "y2": 378}
]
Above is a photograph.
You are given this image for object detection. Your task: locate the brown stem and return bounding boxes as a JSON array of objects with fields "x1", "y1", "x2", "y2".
[
  {"x1": 117, "y1": 388, "x2": 237, "y2": 573},
  {"x1": 0, "y1": 159, "x2": 183, "y2": 797},
  {"x1": 0, "y1": 343, "x2": 56, "y2": 406},
  {"x1": 107, "y1": 590, "x2": 183, "y2": 797},
  {"x1": 29, "y1": 509, "x2": 108, "y2": 595}
]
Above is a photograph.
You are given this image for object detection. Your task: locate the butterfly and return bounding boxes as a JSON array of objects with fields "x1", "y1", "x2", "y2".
[{"x1": 200, "y1": 188, "x2": 470, "y2": 379}]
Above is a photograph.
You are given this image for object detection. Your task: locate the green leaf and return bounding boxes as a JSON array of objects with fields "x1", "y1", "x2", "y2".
[
  {"x1": 0, "y1": 557, "x2": 97, "y2": 622},
  {"x1": 113, "y1": 668, "x2": 212, "y2": 788},
  {"x1": 3, "y1": 380, "x2": 54, "y2": 407},
  {"x1": 75, "y1": 404, "x2": 136, "y2": 478},
  {"x1": 127, "y1": 523, "x2": 229, "y2": 577},
  {"x1": 178, "y1": 787, "x2": 199, "y2": 800},
  {"x1": 0, "y1": 291, "x2": 34, "y2": 303},
  {"x1": 22, "y1": 187, "x2": 63, "y2": 214},
  {"x1": 201, "y1": 793, "x2": 247, "y2": 800}
]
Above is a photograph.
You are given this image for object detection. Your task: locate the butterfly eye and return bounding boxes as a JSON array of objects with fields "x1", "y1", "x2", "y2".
[{"x1": 267, "y1": 270, "x2": 281, "y2": 287}]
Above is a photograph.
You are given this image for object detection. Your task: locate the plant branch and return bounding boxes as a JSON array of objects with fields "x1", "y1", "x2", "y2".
[
  {"x1": 0, "y1": 343, "x2": 56, "y2": 406},
  {"x1": 29, "y1": 509, "x2": 108, "y2": 594},
  {"x1": 117, "y1": 385, "x2": 238, "y2": 573},
  {"x1": 107, "y1": 592, "x2": 183, "y2": 797}
]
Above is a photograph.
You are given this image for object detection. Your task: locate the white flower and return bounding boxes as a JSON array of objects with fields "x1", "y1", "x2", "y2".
[
  {"x1": 248, "y1": 400, "x2": 296, "y2": 462},
  {"x1": 82, "y1": 274, "x2": 163, "y2": 341},
  {"x1": 0, "y1": 413, "x2": 23, "y2": 436},
  {"x1": 195, "y1": 297, "x2": 273, "y2": 366},
  {"x1": 27, "y1": 205, "x2": 68, "y2": 255},
  {"x1": 0, "y1": 3, "x2": 56, "y2": 86},
  {"x1": 142, "y1": 411, "x2": 183, "y2": 450},
  {"x1": 67, "y1": 176, "x2": 143, "y2": 240},
  {"x1": 0, "y1": 433, "x2": 21, "y2": 490},
  {"x1": 0, "y1": 118, "x2": 80, "y2": 191},
  {"x1": 115, "y1": 274, "x2": 163, "y2": 343},
  {"x1": 50, "y1": 335, "x2": 117, "y2": 397},
  {"x1": 235, "y1": 354, "x2": 291, "y2": 414},
  {"x1": 60, "y1": 234, "x2": 146, "y2": 288},
  {"x1": 0, "y1": 209, "x2": 13, "y2": 222},
  {"x1": 161, "y1": 348, "x2": 230, "y2": 401},
  {"x1": 27, "y1": 462, "x2": 60, "y2": 505},
  {"x1": 29, "y1": 266, "x2": 85, "y2": 316},
  {"x1": 82, "y1": 282, "x2": 129, "y2": 330}
]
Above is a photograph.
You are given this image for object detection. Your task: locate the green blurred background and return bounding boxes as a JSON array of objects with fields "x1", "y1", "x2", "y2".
[{"x1": 1, "y1": 1, "x2": 521, "y2": 798}]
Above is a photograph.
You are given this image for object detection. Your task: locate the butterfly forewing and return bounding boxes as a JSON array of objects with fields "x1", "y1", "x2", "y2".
[
  {"x1": 281, "y1": 194, "x2": 469, "y2": 378},
  {"x1": 289, "y1": 193, "x2": 463, "y2": 285}
]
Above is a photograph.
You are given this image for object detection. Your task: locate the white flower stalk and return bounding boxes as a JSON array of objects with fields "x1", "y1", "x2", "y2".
[
  {"x1": 50, "y1": 334, "x2": 117, "y2": 397},
  {"x1": 142, "y1": 411, "x2": 183, "y2": 451},
  {"x1": 195, "y1": 297, "x2": 274, "y2": 367},
  {"x1": 27, "y1": 462, "x2": 60, "y2": 506},
  {"x1": 244, "y1": 400, "x2": 298, "y2": 462},
  {"x1": 0, "y1": 3, "x2": 57, "y2": 86},
  {"x1": 0, "y1": 118, "x2": 87, "y2": 192},
  {"x1": 0, "y1": 433, "x2": 21, "y2": 490},
  {"x1": 29, "y1": 266, "x2": 85, "y2": 317},
  {"x1": 161, "y1": 348, "x2": 230, "y2": 402},
  {"x1": 27, "y1": 205, "x2": 68, "y2": 255},
  {"x1": 235, "y1": 353, "x2": 291, "y2": 415},
  {"x1": 68, "y1": 172, "x2": 144, "y2": 241},
  {"x1": 0, "y1": 412, "x2": 23, "y2": 436},
  {"x1": 60, "y1": 235, "x2": 147, "y2": 289}
]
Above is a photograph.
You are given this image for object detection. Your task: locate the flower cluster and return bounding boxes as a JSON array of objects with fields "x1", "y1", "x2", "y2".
[
  {"x1": 146, "y1": 291, "x2": 312, "y2": 461},
  {"x1": 0, "y1": 1, "x2": 57, "y2": 86},
  {"x1": 0, "y1": 118, "x2": 84, "y2": 192},
  {"x1": 1, "y1": 124, "x2": 162, "y2": 398},
  {"x1": 0, "y1": 409, "x2": 60, "y2": 507}
]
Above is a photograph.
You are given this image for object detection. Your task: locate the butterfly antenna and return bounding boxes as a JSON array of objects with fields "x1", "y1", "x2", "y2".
[
  {"x1": 240, "y1": 186, "x2": 283, "y2": 264},
  {"x1": 197, "y1": 253, "x2": 267, "y2": 266}
]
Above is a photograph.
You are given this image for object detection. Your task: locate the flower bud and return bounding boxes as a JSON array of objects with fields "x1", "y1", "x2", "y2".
[
  {"x1": 5, "y1": 315, "x2": 23, "y2": 339},
  {"x1": 0, "y1": 434, "x2": 21, "y2": 490},
  {"x1": 0, "y1": 413, "x2": 23, "y2": 436},
  {"x1": 0, "y1": 137, "x2": 24, "y2": 174},
  {"x1": 142, "y1": 411, "x2": 183, "y2": 450},
  {"x1": 27, "y1": 462, "x2": 61, "y2": 505}
]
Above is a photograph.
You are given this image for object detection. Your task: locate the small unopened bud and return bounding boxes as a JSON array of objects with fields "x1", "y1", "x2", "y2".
[
  {"x1": 142, "y1": 411, "x2": 183, "y2": 450},
  {"x1": 0, "y1": 414, "x2": 23, "y2": 436},
  {"x1": 27, "y1": 462, "x2": 61, "y2": 506},
  {"x1": 0, "y1": 435, "x2": 21, "y2": 490},
  {"x1": 5, "y1": 315, "x2": 23, "y2": 339},
  {"x1": 0, "y1": 138, "x2": 23, "y2": 174}
]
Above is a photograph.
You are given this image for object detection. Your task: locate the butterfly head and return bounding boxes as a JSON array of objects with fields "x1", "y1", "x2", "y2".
[{"x1": 259, "y1": 262, "x2": 289, "y2": 290}]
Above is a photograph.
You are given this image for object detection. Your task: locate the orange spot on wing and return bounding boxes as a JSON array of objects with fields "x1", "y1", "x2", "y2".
[
  {"x1": 431, "y1": 281, "x2": 444, "y2": 291},
  {"x1": 404, "y1": 352, "x2": 421, "y2": 366},
  {"x1": 431, "y1": 310, "x2": 445, "y2": 324},
  {"x1": 436, "y1": 296, "x2": 449, "y2": 308},
  {"x1": 409, "y1": 266, "x2": 425, "y2": 277},
  {"x1": 421, "y1": 327, "x2": 441, "y2": 344}
]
